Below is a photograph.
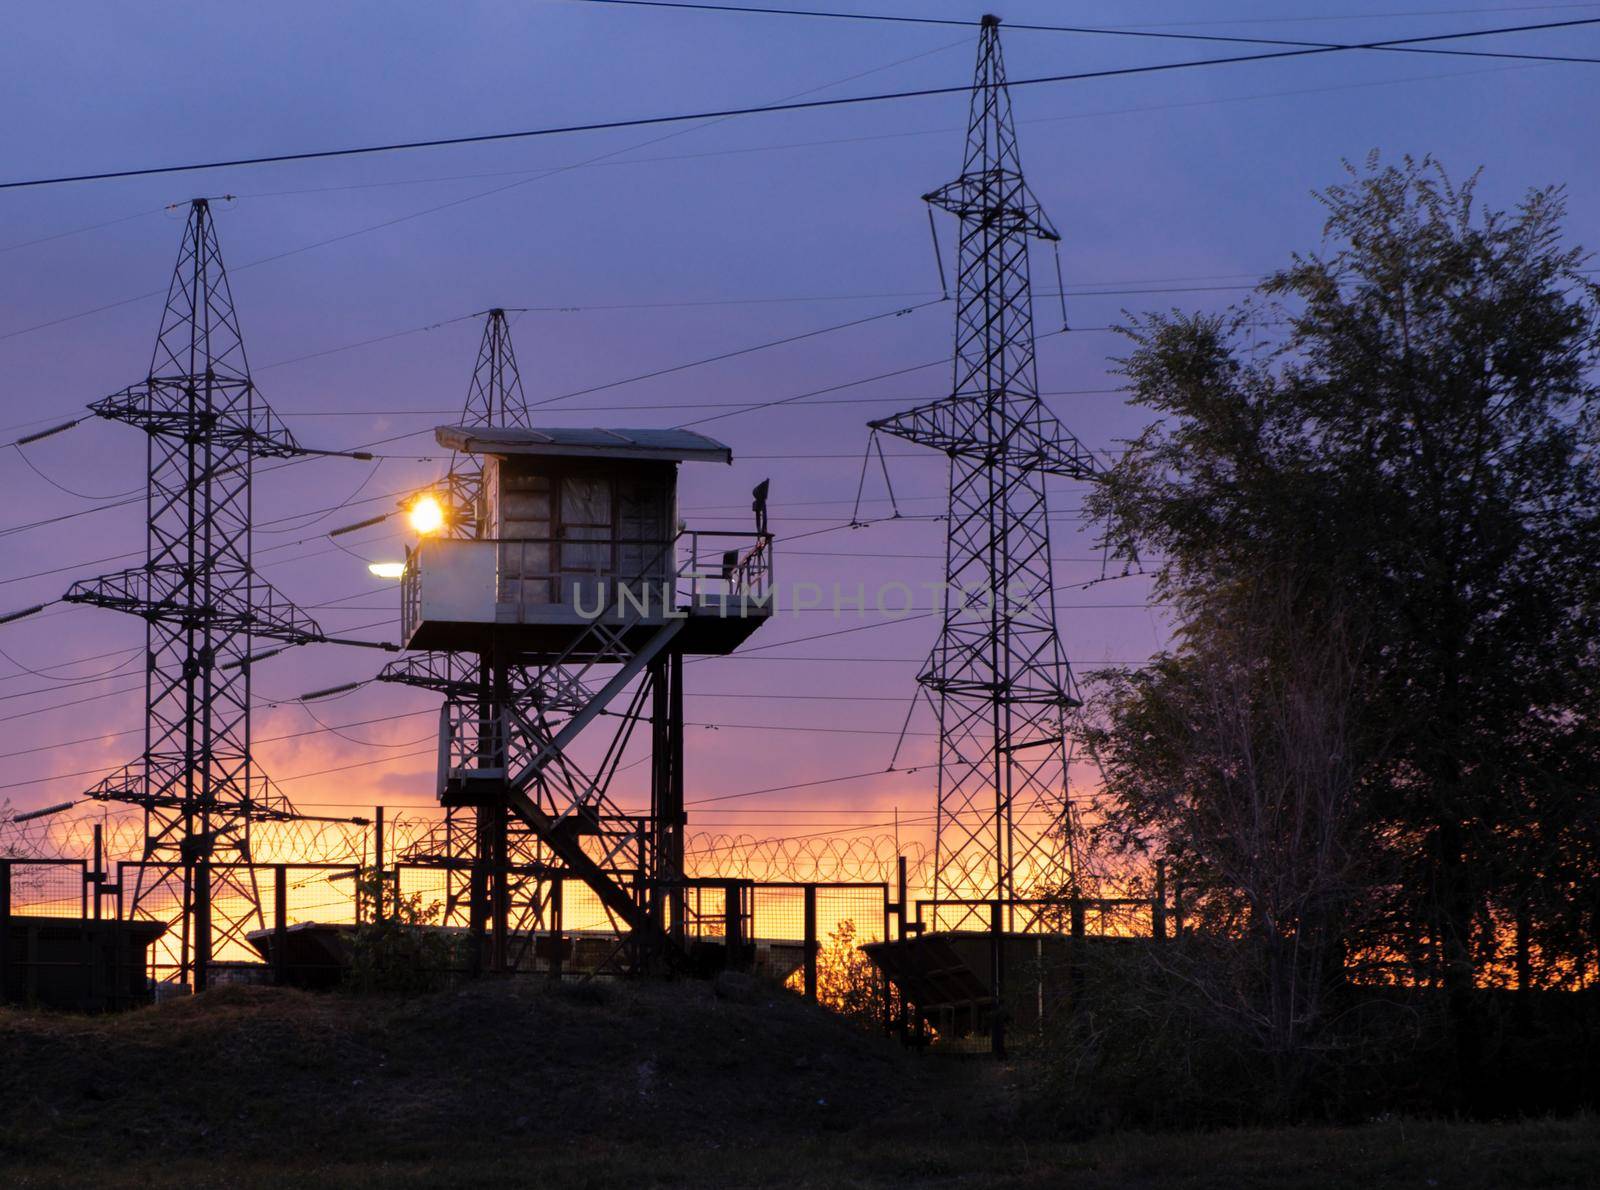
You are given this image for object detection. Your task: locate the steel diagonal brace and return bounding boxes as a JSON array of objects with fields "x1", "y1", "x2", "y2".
[
  {"x1": 501, "y1": 785, "x2": 657, "y2": 936},
  {"x1": 485, "y1": 618, "x2": 687, "y2": 947},
  {"x1": 505, "y1": 617, "x2": 686, "y2": 795}
]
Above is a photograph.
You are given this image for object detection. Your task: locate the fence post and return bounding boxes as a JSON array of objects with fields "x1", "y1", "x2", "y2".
[
  {"x1": 723, "y1": 882, "x2": 745, "y2": 969},
  {"x1": 803, "y1": 883, "x2": 818, "y2": 1001},
  {"x1": 895, "y1": 856, "x2": 908, "y2": 942},
  {"x1": 989, "y1": 899, "x2": 1006, "y2": 1059},
  {"x1": 90, "y1": 825, "x2": 104, "y2": 920},
  {"x1": 273, "y1": 864, "x2": 288, "y2": 986},
  {"x1": 1153, "y1": 860, "x2": 1168, "y2": 942},
  {"x1": 469, "y1": 858, "x2": 487, "y2": 977},
  {"x1": 193, "y1": 860, "x2": 211, "y2": 993},
  {"x1": 891, "y1": 858, "x2": 909, "y2": 1034},
  {"x1": 80, "y1": 860, "x2": 93, "y2": 1010},
  {"x1": 373, "y1": 806, "x2": 386, "y2": 923},
  {"x1": 889, "y1": 876, "x2": 902, "y2": 1030},
  {"x1": 549, "y1": 877, "x2": 564, "y2": 984},
  {"x1": 0, "y1": 860, "x2": 10, "y2": 1004}
]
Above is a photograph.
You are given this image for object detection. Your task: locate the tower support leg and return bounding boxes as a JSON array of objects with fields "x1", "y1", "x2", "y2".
[{"x1": 650, "y1": 655, "x2": 687, "y2": 958}]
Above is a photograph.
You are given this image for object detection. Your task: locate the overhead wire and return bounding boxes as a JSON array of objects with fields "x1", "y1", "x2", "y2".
[
  {"x1": 8, "y1": 443, "x2": 144, "y2": 501},
  {"x1": 528, "y1": 297, "x2": 946, "y2": 410},
  {"x1": 0, "y1": 205, "x2": 168, "y2": 255},
  {"x1": 579, "y1": 0, "x2": 1600, "y2": 61},
  {"x1": 3, "y1": 15, "x2": 1596, "y2": 193},
  {"x1": 14, "y1": 26, "x2": 1527, "y2": 279},
  {"x1": 4, "y1": 25, "x2": 1574, "y2": 268},
  {"x1": 0, "y1": 38, "x2": 966, "y2": 354}
]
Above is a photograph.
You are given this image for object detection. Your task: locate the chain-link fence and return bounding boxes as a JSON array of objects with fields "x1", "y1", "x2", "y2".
[
  {"x1": 868, "y1": 892, "x2": 1175, "y2": 1054},
  {"x1": 0, "y1": 858, "x2": 154, "y2": 1010},
  {"x1": 3, "y1": 845, "x2": 900, "y2": 1022},
  {"x1": 3, "y1": 859, "x2": 87, "y2": 918}
]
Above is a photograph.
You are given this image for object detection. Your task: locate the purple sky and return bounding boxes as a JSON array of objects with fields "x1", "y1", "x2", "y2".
[{"x1": 2, "y1": 1, "x2": 1596, "y2": 857}]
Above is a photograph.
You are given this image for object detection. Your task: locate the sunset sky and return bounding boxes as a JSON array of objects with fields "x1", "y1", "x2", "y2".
[{"x1": 1, "y1": 1, "x2": 1596, "y2": 869}]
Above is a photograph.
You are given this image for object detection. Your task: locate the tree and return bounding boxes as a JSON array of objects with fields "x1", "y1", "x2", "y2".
[
  {"x1": 1086, "y1": 578, "x2": 1380, "y2": 1109},
  {"x1": 345, "y1": 867, "x2": 462, "y2": 994},
  {"x1": 1087, "y1": 155, "x2": 1600, "y2": 1092},
  {"x1": 794, "y1": 919, "x2": 887, "y2": 1027}
]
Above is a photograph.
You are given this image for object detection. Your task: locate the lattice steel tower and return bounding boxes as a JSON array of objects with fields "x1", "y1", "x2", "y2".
[
  {"x1": 64, "y1": 198, "x2": 325, "y2": 986},
  {"x1": 377, "y1": 309, "x2": 544, "y2": 966},
  {"x1": 871, "y1": 16, "x2": 1098, "y2": 928}
]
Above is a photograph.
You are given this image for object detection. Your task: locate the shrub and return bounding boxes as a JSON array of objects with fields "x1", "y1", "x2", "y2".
[{"x1": 343, "y1": 867, "x2": 466, "y2": 995}]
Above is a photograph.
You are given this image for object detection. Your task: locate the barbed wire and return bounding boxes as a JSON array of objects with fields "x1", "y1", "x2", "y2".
[
  {"x1": 2, "y1": 802, "x2": 948, "y2": 889},
  {"x1": 684, "y1": 832, "x2": 929, "y2": 884}
]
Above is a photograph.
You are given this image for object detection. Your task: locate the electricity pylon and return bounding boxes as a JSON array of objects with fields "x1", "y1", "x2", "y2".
[
  {"x1": 871, "y1": 16, "x2": 1098, "y2": 930},
  {"x1": 377, "y1": 310, "x2": 569, "y2": 969},
  {"x1": 381, "y1": 311, "x2": 719, "y2": 971},
  {"x1": 63, "y1": 198, "x2": 326, "y2": 985}
]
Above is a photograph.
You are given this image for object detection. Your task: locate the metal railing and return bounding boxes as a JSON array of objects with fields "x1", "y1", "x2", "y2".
[
  {"x1": 437, "y1": 703, "x2": 509, "y2": 801},
  {"x1": 401, "y1": 528, "x2": 774, "y2": 640},
  {"x1": 676, "y1": 529, "x2": 774, "y2": 609}
]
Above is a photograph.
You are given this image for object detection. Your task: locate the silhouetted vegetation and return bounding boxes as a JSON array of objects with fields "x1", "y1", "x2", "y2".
[
  {"x1": 799, "y1": 918, "x2": 897, "y2": 1028},
  {"x1": 1080, "y1": 153, "x2": 1600, "y2": 1121},
  {"x1": 344, "y1": 868, "x2": 466, "y2": 994}
]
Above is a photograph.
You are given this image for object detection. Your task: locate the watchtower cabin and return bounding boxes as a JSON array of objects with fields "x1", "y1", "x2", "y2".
[
  {"x1": 396, "y1": 426, "x2": 774, "y2": 962},
  {"x1": 401, "y1": 426, "x2": 773, "y2": 660}
]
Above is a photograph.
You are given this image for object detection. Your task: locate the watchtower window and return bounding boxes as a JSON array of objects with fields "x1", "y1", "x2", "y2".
[
  {"x1": 490, "y1": 460, "x2": 673, "y2": 609},
  {"x1": 557, "y1": 474, "x2": 614, "y2": 607},
  {"x1": 618, "y1": 478, "x2": 666, "y2": 591},
  {"x1": 499, "y1": 470, "x2": 554, "y2": 605}
]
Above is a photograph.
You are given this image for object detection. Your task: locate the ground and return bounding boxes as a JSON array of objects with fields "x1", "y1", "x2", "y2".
[{"x1": 0, "y1": 979, "x2": 1595, "y2": 1188}]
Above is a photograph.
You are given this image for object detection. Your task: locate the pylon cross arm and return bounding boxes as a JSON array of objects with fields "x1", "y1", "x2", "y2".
[
  {"x1": 924, "y1": 177, "x2": 1059, "y2": 242},
  {"x1": 869, "y1": 397, "x2": 1101, "y2": 479},
  {"x1": 90, "y1": 383, "x2": 302, "y2": 456},
  {"x1": 63, "y1": 567, "x2": 323, "y2": 644}
]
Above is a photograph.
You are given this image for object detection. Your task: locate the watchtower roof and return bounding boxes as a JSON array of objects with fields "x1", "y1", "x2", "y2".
[{"x1": 434, "y1": 425, "x2": 733, "y2": 465}]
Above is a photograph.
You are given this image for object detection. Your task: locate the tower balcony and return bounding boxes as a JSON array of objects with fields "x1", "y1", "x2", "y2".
[{"x1": 400, "y1": 528, "x2": 773, "y2": 659}]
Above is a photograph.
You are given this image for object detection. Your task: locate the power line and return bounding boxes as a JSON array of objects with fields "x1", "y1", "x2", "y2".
[
  {"x1": 5, "y1": 15, "x2": 1595, "y2": 192},
  {"x1": 0, "y1": 205, "x2": 167, "y2": 255},
  {"x1": 251, "y1": 275, "x2": 1240, "y2": 380},
  {"x1": 0, "y1": 33, "x2": 1499, "y2": 252},
  {"x1": 581, "y1": 0, "x2": 1600, "y2": 62},
  {"x1": 1, "y1": 298, "x2": 960, "y2": 544},
  {"x1": 0, "y1": 644, "x2": 143, "y2": 686},
  {"x1": 1117, "y1": 4, "x2": 1600, "y2": 28},
  {"x1": 0, "y1": 42, "x2": 960, "y2": 351},
  {"x1": 529, "y1": 298, "x2": 944, "y2": 409}
]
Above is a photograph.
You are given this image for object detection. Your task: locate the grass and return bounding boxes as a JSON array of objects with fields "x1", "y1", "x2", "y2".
[{"x1": 0, "y1": 980, "x2": 1594, "y2": 1188}]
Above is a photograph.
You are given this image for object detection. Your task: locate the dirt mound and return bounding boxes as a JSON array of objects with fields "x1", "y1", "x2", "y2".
[
  {"x1": 0, "y1": 978, "x2": 950, "y2": 1166},
  {"x1": 3, "y1": 985, "x2": 1597, "y2": 1188}
]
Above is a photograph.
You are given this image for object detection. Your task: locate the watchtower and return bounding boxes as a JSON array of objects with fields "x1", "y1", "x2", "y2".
[
  {"x1": 403, "y1": 426, "x2": 771, "y2": 658},
  {"x1": 398, "y1": 424, "x2": 773, "y2": 963}
]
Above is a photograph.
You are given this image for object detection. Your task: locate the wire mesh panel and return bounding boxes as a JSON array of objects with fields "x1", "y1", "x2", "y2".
[
  {"x1": 559, "y1": 879, "x2": 618, "y2": 936},
  {"x1": 282, "y1": 866, "x2": 361, "y2": 928},
  {"x1": 1083, "y1": 899, "x2": 1154, "y2": 939},
  {"x1": 118, "y1": 862, "x2": 184, "y2": 980},
  {"x1": 395, "y1": 865, "x2": 459, "y2": 926},
  {"x1": 751, "y1": 885, "x2": 804, "y2": 942},
  {"x1": 5, "y1": 861, "x2": 86, "y2": 918},
  {"x1": 741, "y1": 883, "x2": 890, "y2": 1017},
  {"x1": 208, "y1": 867, "x2": 271, "y2": 965},
  {"x1": 816, "y1": 886, "x2": 890, "y2": 949}
]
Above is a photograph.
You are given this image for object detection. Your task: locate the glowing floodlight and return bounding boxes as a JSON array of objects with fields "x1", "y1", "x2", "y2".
[
  {"x1": 367, "y1": 562, "x2": 406, "y2": 579},
  {"x1": 407, "y1": 493, "x2": 445, "y2": 535}
]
